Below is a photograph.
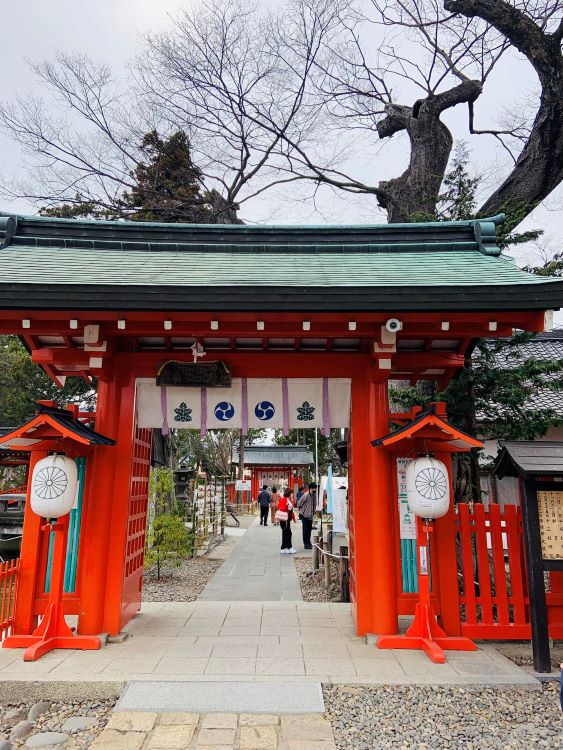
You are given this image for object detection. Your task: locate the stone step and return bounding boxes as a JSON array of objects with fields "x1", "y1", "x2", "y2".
[{"x1": 116, "y1": 680, "x2": 325, "y2": 714}]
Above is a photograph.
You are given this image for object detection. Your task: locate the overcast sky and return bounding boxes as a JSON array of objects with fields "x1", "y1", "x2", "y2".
[{"x1": 0, "y1": 0, "x2": 560, "y2": 272}]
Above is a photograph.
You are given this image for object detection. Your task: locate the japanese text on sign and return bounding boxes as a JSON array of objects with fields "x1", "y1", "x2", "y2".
[
  {"x1": 537, "y1": 490, "x2": 563, "y2": 560},
  {"x1": 397, "y1": 458, "x2": 416, "y2": 540}
]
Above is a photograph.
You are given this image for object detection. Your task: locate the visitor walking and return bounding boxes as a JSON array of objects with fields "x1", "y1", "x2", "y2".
[
  {"x1": 297, "y1": 482, "x2": 316, "y2": 550},
  {"x1": 276, "y1": 487, "x2": 296, "y2": 554},
  {"x1": 257, "y1": 484, "x2": 271, "y2": 526},
  {"x1": 270, "y1": 486, "x2": 282, "y2": 525}
]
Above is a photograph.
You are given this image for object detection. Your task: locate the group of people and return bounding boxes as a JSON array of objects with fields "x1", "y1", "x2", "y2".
[{"x1": 257, "y1": 482, "x2": 317, "y2": 554}]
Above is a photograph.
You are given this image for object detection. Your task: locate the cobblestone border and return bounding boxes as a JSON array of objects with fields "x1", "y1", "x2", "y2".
[{"x1": 92, "y1": 711, "x2": 337, "y2": 749}]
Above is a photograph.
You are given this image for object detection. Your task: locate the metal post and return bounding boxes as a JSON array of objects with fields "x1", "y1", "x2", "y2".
[
  {"x1": 340, "y1": 545, "x2": 350, "y2": 603},
  {"x1": 312, "y1": 531, "x2": 319, "y2": 571},
  {"x1": 314, "y1": 427, "x2": 319, "y2": 485},
  {"x1": 220, "y1": 479, "x2": 226, "y2": 536},
  {"x1": 324, "y1": 526, "x2": 333, "y2": 589},
  {"x1": 191, "y1": 497, "x2": 197, "y2": 558}
]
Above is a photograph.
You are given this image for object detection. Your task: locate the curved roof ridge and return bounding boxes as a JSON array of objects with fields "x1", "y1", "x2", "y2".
[{"x1": 0, "y1": 211, "x2": 505, "y2": 257}]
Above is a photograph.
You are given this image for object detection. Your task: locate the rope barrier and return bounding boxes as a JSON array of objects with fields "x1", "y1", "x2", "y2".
[{"x1": 312, "y1": 542, "x2": 349, "y2": 560}]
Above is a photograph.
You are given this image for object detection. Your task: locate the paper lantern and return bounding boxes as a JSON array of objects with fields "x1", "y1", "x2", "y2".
[
  {"x1": 406, "y1": 457, "x2": 450, "y2": 519},
  {"x1": 30, "y1": 454, "x2": 78, "y2": 519}
]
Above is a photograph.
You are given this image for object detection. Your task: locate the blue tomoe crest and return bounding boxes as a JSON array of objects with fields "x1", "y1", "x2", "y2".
[
  {"x1": 254, "y1": 401, "x2": 275, "y2": 420},
  {"x1": 214, "y1": 401, "x2": 235, "y2": 421}
]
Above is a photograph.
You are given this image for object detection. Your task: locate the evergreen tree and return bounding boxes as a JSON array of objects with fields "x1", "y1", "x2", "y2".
[
  {"x1": 273, "y1": 428, "x2": 343, "y2": 479},
  {"x1": 40, "y1": 130, "x2": 236, "y2": 224},
  {"x1": 116, "y1": 130, "x2": 215, "y2": 223},
  {"x1": 0, "y1": 336, "x2": 95, "y2": 427}
]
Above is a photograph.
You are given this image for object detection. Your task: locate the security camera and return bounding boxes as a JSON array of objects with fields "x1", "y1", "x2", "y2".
[{"x1": 385, "y1": 318, "x2": 403, "y2": 333}]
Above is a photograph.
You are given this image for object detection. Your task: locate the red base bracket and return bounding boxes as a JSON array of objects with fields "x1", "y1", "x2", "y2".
[
  {"x1": 378, "y1": 518, "x2": 477, "y2": 664},
  {"x1": 3, "y1": 519, "x2": 101, "y2": 662},
  {"x1": 377, "y1": 602, "x2": 477, "y2": 663},
  {"x1": 3, "y1": 601, "x2": 101, "y2": 661}
]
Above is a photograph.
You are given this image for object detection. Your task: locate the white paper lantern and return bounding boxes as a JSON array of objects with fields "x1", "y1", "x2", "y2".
[
  {"x1": 406, "y1": 457, "x2": 450, "y2": 519},
  {"x1": 30, "y1": 454, "x2": 78, "y2": 519}
]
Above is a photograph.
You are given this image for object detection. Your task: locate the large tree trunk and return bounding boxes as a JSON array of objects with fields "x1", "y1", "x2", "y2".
[
  {"x1": 479, "y1": 74, "x2": 563, "y2": 220},
  {"x1": 377, "y1": 105, "x2": 454, "y2": 223},
  {"x1": 376, "y1": 81, "x2": 482, "y2": 223},
  {"x1": 445, "y1": 0, "x2": 563, "y2": 221}
]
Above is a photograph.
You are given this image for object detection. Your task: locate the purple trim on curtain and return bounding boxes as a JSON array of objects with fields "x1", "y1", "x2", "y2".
[
  {"x1": 160, "y1": 386, "x2": 169, "y2": 436},
  {"x1": 322, "y1": 377, "x2": 330, "y2": 437},
  {"x1": 200, "y1": 387, "x2": 208, "y2": 436},
  {"x1": 282, "y1": 378, "x2": 289, "y2": 436},
  {"x1": 241, "y1": 378, "x2": 248, "y2": 435}
]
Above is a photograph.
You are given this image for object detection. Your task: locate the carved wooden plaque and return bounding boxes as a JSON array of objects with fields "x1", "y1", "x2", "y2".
[{"x1": 537, "y1": 490, "x2": 563, "y2": 560}]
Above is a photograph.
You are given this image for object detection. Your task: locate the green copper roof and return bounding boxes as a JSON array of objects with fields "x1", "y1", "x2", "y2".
[{"x1": 0, "y1": 212, "x2": 561, "y2": 312}]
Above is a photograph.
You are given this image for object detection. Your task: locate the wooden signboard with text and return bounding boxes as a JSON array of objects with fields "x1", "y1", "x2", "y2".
[
  {"x1": 521, "y1": 482, "x2": 563, "y2": 673},
  {"x1": 536, "y1": 490, "x2": 563, "y2": 561}
]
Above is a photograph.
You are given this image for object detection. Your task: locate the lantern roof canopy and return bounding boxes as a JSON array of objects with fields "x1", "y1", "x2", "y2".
[
  {"x1": 0, "y1": 212, "x2": 561, "y2": 312},
  {"x1": 494, "y1": 440, "x2": 563, "y2": 479},
  {"x1": 371, "y1": 405, "x2": 483, "y2": 452},
  {"x1": 0, "y1": 402, "x2": 115, "y2": 450}
]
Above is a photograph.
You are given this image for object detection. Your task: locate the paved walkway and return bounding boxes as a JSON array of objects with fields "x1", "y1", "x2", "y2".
[
  {"x1": 92, "y1": 711, "x2": 337, "y2": 749},
  {"x1": 199, "y1": 518, "x2": 304, "y2": 601},
  {"x1": 0, "y1": 601, "x2": 538, "y2": 687}
]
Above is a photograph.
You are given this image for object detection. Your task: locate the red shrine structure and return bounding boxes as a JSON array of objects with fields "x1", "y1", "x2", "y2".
[
  {"x1": 0, "y1": 212, "x2": 562, "y2": 641},
  {"x1": 231, "y1": 445, "x2": 314, "y2": 502}
]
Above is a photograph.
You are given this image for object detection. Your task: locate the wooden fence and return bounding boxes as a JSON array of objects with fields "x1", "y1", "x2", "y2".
[
  {"x1": 455, "y1": 502, "x2": 563, "y2": 639},
  {"x1": 189, "y1": 476, "x2": 227, "y2": 556},
  {"x1": 0, "y1": 558, "x2": 19, "y2": 641}
]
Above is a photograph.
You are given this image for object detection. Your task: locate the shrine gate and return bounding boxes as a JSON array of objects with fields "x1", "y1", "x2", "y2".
[
  {"x1": 0, "y1": 212, "x2": 562, "y2": 639},
  {"x1": 231, "y1": 445, "x2": 314, "y2": 502}
]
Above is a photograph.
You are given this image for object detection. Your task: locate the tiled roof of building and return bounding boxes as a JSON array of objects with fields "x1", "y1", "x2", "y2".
[
  {"x1": 232, "y1": 445, "x2": 314, "y2": 466},
  {"x1": 0, "y1": 212, "x2": 561, "y2": 311},
  {"x1": 483, "y1": 331, "x2": 563, "y2": 416}
]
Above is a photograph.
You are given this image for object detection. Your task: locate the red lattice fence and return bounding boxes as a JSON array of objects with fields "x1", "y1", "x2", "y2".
[
  {"x1": 456, "y1": 503, "x2": 563, "y2": 639},
  {"x1": 0, "y1": 558, "x2": 19, "y2": 641}
]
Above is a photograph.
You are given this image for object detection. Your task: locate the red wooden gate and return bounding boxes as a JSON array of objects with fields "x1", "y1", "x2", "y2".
[
  {"x1": 120, "y1": 426, "x2": 152, "y2": 628},
  {"x1": 456, "y1": 503, "x2": 563, "y2": 639}
]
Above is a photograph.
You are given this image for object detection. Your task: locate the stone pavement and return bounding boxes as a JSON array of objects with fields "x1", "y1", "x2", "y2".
[
  {"x1": 199, "y1": 518, "x2": 305, "y2": 601},
  {"x1": 91, "y1": 711, "x2": 337, "y2": 750},
  {"x1": 0, "y1": 601, "x2": 539, "y2": 687}
]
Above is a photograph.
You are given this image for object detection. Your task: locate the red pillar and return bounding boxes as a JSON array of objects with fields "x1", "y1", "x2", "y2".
[
  {"x1": 76, "y1": 371, "x2": 129, "y2": 635},
  {"x1": 12, "y1": 450, "x2": 48, "y2": 635},
  {"x1": 434, "y1": 451, "x2": 462, "y2": 636},
  {"x1": 349, "y1": 366, "x2": 397, "y2": 635}
]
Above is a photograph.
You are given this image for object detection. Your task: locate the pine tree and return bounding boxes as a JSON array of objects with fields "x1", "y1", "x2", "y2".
[
  {"x1": 40, "y1": 130, "x2": 237, "y2": 223},
  {"x1": 0, "y1": 336, "x2": 95, "y2": 426}
]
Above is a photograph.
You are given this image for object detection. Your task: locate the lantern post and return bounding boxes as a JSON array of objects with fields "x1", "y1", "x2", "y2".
[
  {"x1": 3, "y1": 454, "x2": 102, "y2": 660},
  {"x1": 371, "y1": 405, "x2": 482, "y2": 663},
  {"x1": 0, "y1": 402, "x2": 115, "y2": 661}
]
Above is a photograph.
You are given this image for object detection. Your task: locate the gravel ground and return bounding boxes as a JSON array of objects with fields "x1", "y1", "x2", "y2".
[
  {"x1": 1, "y1": 699, "x2": 115, "y2": 749},
  {"x1": 494, "y1": 641, "x2": 563, "y2": 672},
  {"x1": 294, "y1": 556, "x2": 341, "y2": 602},
  {"x1": 143, "y1": 555, "x2": 222, "y2": 602},
  {"x1": 323, "y1": 683, "x2": 562, "y2": 750}
]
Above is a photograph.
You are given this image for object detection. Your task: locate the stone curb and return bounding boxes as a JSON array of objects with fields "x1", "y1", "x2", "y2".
[{"x1": 0, "y1": 680, "x2": 125, "y2": 702}]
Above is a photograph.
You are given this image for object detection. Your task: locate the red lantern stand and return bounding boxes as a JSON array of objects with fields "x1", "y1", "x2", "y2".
[
  {"x1": 371, "y1": 403, "x2": 483, "y2": 663},
  {"x1": 0, "y1": 401, "x2": 115, "y2": 661}
]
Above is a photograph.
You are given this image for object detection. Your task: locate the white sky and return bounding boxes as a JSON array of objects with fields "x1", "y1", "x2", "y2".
[{"x1": 0, "y1": 0, "x2": 560, "y2": 274}]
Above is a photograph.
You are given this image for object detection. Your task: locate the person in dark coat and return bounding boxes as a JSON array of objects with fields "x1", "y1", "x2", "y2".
[{"x1": 257, "y1": 485, "x2": 271, "y2": 526}]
